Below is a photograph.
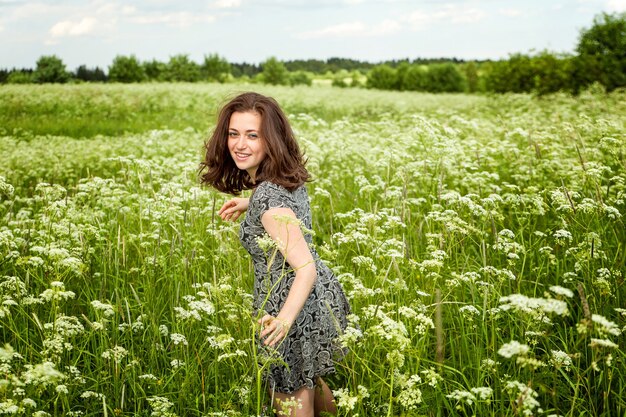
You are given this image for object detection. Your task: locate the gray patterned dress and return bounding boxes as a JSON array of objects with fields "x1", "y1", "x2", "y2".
[{"x1": 239, "y1": 180, "x2": 351, "y2": 394}]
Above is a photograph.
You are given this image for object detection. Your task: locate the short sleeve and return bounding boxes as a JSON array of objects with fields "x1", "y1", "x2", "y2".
[{"x1": 251, "y1": 181, "x2": 297, "y2": 219}]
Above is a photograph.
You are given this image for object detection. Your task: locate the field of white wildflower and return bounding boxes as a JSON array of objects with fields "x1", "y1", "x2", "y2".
[{"x1": 0, "y1": 83, "x2": 624, "y2": 416}]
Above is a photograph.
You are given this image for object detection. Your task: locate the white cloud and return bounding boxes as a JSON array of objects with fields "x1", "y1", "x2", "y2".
[
  {"x1": 92, "y1": 2, "x2": 135, "y2": 18},
  {"x1": 297, "y1": 19, "x2": 401, "y2": 39},
  {"x1": 299, "y1": 21, "x2": 366, "y2": 38},
  {"x1": 499, "y1": 8, "x2": 523, "y2": 17},
  {"x1": 50, "y1": 17, "x2": 98, "y2": 37},
  {"x1": 607, "y1": 0, "x2": 626, "y2": 11},
  {"x1": 211, "y1": 0, "x2": 241, "y2": 8},
  {"x1": 130, "y1": 11, "x2": 215, "y2": 28},
  {"x1": 297, "y1": 0, "x2": 486, "y2": 39},
  {"x1": 10, "y1": 1, "x2": 62, "y2": 20},
  {"x1": 406, "y1": 4, "x2": 486, "y2": 27}
]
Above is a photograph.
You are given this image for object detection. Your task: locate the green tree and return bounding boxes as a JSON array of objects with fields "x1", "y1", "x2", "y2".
[
  {"x1": 575, "y1": 12, "x2": 626, "y2": 92},
  {"x1": 484, "y1": 54, "x2": 534, "y2": 93},
  {"x1": 75, "y1": 65, "x2": 107, "y2": 82},
  {"x1": 530, "y1": 51, "x2": 573, "y2": 95},
  {"x1": 201, "y1": 53, "x2": 231, "y2": 83},
  {"x1": 260, "y1": 57, "x2": 288, "y2": 85},
  {"x1": 402, "y1": 65, "x2": 428, "y2": 91},
  {"x1": 350, "y1": 70, "x2": 364, "y2": 87},
  {"x1": 33, "y1": 55, "x2": 69, "y2": 83},
  {"x1": 289, "y1": 71, "x2": 313, "y2": 86},
  {"x1": 394, "y1": 62, "x2": 410, "y2": 90},
  {"x1": 109, "y1": 55, "x2": 146, "y2": 83},
  {"x1": 231, "y1": 62, "x2": 261, "y2": 78},
  {"x1": 366, "y1": 65, "x2": 397, "y2": 90},
  {"x1": 331, "y1": 69, "x2": 349, "y2": 88},
  {"x1": 6, "y1": 71, "x2": 35, "y2": 84},
  {"x1": 424, "y1": 63, "x2": 466, "y2": 93},
  {"x1": 463, "y1": 61, "x2": 479, "y2": 93},
  {"x1": 163, "y1": 54, "x2": 201, "y2": 82},
  {"x1": 143, "y1": 59, "x2": 166, "y2": 81}
]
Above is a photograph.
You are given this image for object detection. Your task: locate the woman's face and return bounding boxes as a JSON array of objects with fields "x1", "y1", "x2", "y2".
[{"x1": 228, "y1": 111, "x2": 267, "y2": 180}]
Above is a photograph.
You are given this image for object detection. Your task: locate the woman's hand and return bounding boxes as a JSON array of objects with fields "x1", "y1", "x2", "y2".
[
  {"x1": 258, "y1": 314, "x2": 292, "y2": 347},
  {"x1": 218, "y1": 197, "x2": 249, "y2": 221}
]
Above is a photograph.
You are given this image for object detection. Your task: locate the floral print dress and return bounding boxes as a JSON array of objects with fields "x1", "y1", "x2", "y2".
[{"x1": 239, "y1": 181, "x2": 351, "y2": 394}]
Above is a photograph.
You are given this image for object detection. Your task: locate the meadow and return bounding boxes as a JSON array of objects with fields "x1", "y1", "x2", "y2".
[{"x1": 0, "y1": 83, "x2": 624, "y2": 416}]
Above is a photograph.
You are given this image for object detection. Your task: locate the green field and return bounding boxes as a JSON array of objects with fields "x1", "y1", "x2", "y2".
[{"x1": 1, "y1": 83, "x2": 625, "y2": 416}]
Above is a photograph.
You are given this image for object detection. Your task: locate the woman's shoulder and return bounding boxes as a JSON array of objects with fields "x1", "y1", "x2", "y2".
[
  {"x1": 251, "y1": 181, "x2": 307, "y2": 207},
  {"x1": 255, "y1": 180, "x2": 306, "y2": 195}
]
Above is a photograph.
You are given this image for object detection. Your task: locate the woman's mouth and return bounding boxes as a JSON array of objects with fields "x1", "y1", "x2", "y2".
[{"x1": 234, "y1": 152, "x2": 251, "y2": 160}]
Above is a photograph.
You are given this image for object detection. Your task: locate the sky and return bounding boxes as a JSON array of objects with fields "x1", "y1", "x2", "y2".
[{"x1": 1, "y1": 0, "x2": 625, "y2": 70}]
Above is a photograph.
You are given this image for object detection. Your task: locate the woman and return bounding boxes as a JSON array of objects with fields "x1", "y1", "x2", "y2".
[{"x1": 199, "y1": 92, "x2": 351, "y2": 417}]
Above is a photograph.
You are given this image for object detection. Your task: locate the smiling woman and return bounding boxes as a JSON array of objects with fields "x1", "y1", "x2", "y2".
[{"x1": 199, "y1": 92, "x2": 353, "y2": 417}]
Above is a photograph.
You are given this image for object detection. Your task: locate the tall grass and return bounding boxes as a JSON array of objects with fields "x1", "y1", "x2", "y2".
[{"x1": 0, "y1": 84, "x2": 624, "y2": 416}]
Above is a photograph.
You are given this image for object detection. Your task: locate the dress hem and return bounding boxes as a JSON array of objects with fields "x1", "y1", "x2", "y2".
[{"x1": 269, "y1": 369, "x2": 336, "y2": 394}]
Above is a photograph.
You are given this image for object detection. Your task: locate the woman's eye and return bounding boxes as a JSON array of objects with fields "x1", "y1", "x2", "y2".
[
  {"x1": 248, "y1": 133, "x2": 259, "y2": 139},
  {"x1": 228, "y1": 132, "x2": 238, "y2": 137}
]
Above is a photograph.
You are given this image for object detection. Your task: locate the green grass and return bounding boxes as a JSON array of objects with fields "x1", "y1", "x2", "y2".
[
  {"x1": 0, "y1": 83, "x2": 494, "y2": 138},
  {"x1": 0, "y1": 83, "x2": 625, "y2": 416}
]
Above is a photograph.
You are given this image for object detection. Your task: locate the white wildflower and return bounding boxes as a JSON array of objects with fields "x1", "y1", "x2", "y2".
[
  {"x1": 499, "y1": 294, "x2": 569, "y2": 317},
  {"x1": 91, "y1": 300, "x2": 115, "y2": 317},
  {"x1": 459, "y1": 305, "x2": 481, "y2": 320},
  {"x1": 256, "y1": 234, "x2": 277, "y2": 252},
  {"x1": 22, "y1": 398, "x2": 36, "y2": 407},
  {"x1": 481, "y1": 358, "x2": 499, "y2": 372},
  {"x1": 147, "y1": 396, "x2": 177, "y2": 417},
  {"x1": 398, "y1": 306, "x2": 417, "y2": 319},
  {"x1": 101, "y1": 346, "x2": 128, "y2": 363},
  {"x1": 40, "y1": 281, "x2": 75, "y2": 302},
  {"x1": 504, "y1": 380, "x2": 543, "y2": 415},
  {"x1": 80, "y1": 391, "x2": 104, "y2": 399},
  {"x1": 550, "y1": 350, "x2": 572, "y2": 369},
  {"x1": 23, "y1": 361, "x2": 66, "y2": 388},
  {"x1": 170, "y1": 333, "x2": 188, "y2": 346},
  {"x1": 549, "y1": 286, "x2": 574, "y2": 298},
  {"x1": 446, "y1": 389, "x2": 476, "y2": 406},
  {"x1": 386, "y1": 349, "x2": 405, "y2": 368},
  {"x1": 592, "y1": 314, "x2": 621, "y2": 337},
  {"x1": 333, "y1": 386, "x2": 368, "y2": 411},
  {"x1": 397, "y1": 374, "x2": 422, "y2": 409},
  {"x1": 218, "y1": 350, "x2": 247, "y2": 361},
  {"x1": 589, "y1": 338, "x2": 619, "y2": 349},
  {"x1": 471, "y1": 386, "x2": 493, "y2": 400},
  {"x1": 553, "y1": 229, "x2": 573, "y2": 244},
  {"x1": 420, "y1": 367, "x2": 442, "y2": 387},
  {"x1": 0, "y1": 344, "x2": 18, "y2": 362},
  {"x1": 338, "y1": 326, "x2": 363, "y2": 348},
  {"x1": 170, "y1": 359, "x2": 185, "y2": 369},
  {"x1": 498, "y1": 340, "x2": 530, "y2": 358}
]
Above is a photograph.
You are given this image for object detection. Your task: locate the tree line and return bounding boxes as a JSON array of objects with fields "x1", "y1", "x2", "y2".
[
  {"x1": 1, "y1": 12, "x2": 623, "y2": 94},
  {"x1": 364, "y1": 12, "x2": 625, "y2": 94}
]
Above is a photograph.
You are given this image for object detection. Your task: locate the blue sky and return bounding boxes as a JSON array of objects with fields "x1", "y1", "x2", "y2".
[{"x1": 1, "y1": 0, "x2": 624, "y2": 70}]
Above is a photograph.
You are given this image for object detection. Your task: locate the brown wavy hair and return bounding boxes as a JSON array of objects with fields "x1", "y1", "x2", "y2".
[{"x1": 199, "y1": 92, "x2": 310, "y2": 195}]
